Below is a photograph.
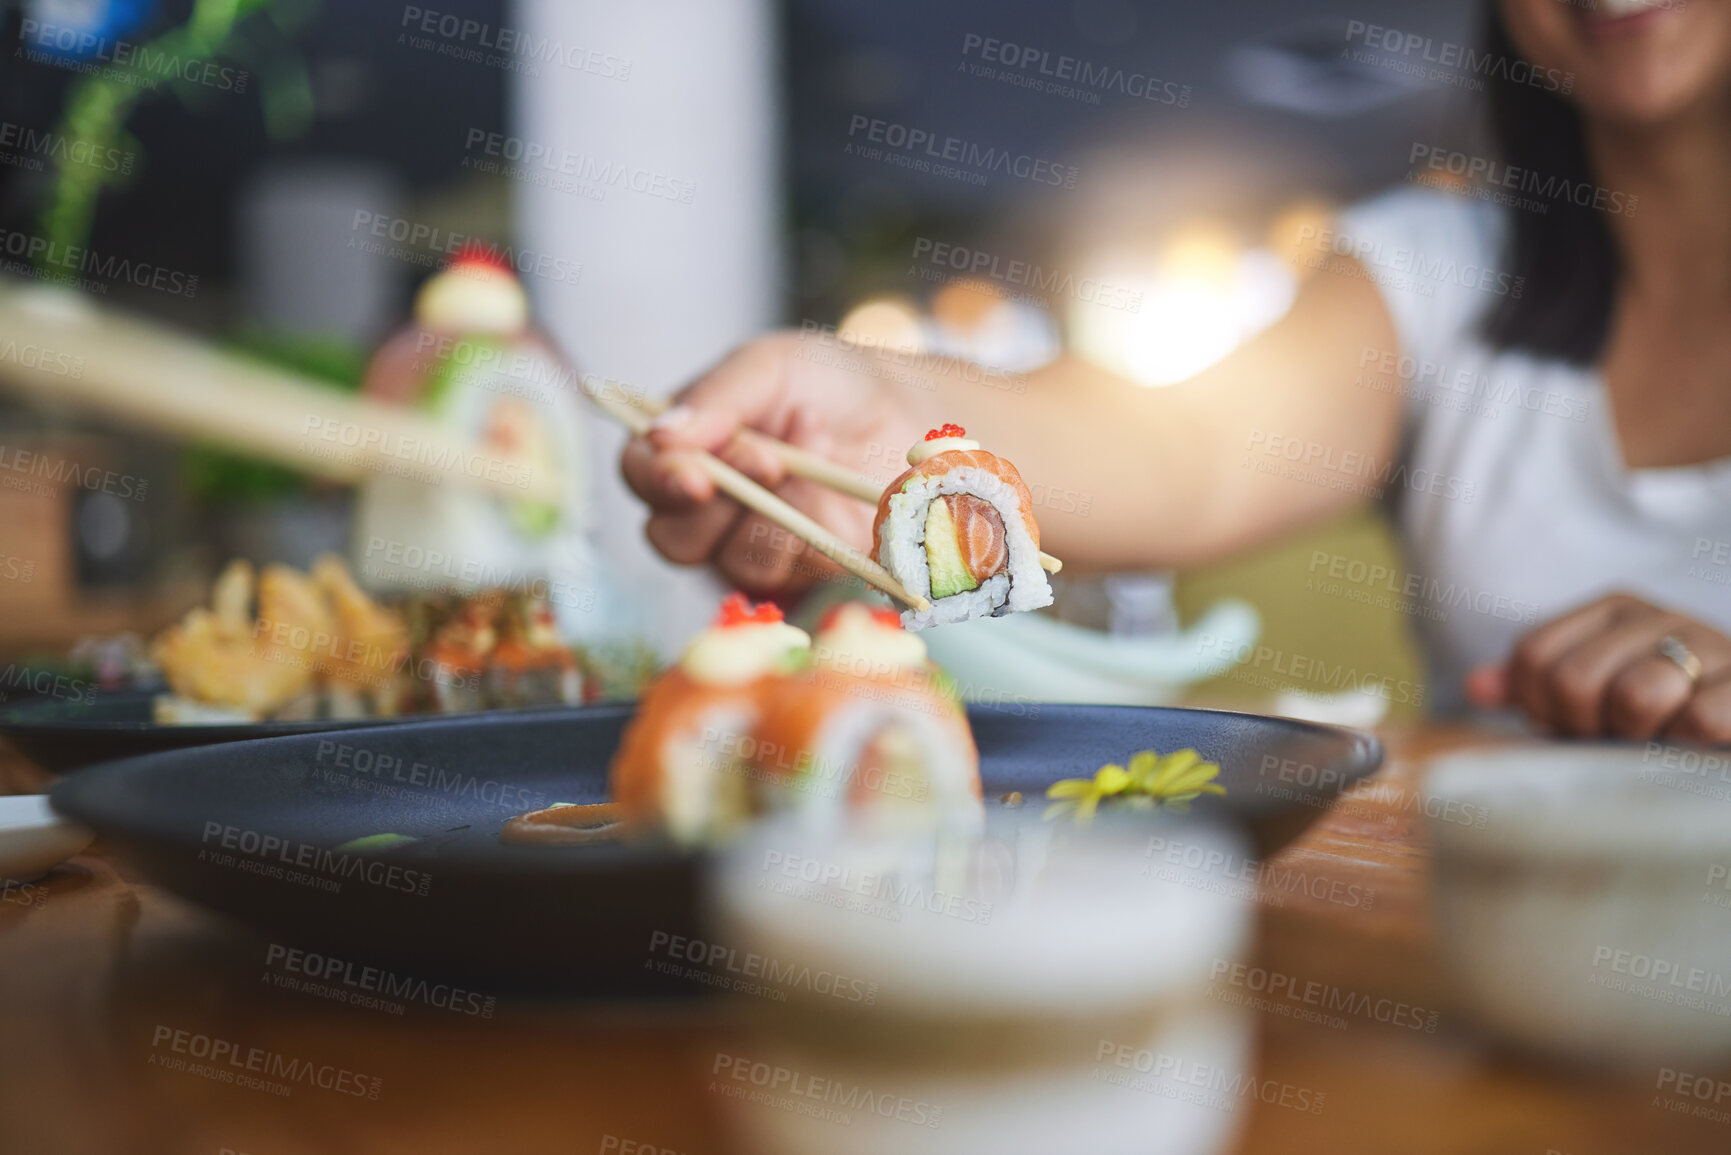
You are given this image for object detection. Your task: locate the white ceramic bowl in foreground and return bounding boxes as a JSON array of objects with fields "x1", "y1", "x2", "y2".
[
  {"x1": 709, "y1": 813, "x2": 1258, "y2": 1155},
  {"x1": 0, "y1": 794, "x2": 94, "y2": 883},
  {"x1": 1427, "y1": 744, "x2": 1731, "y2": 1067}
]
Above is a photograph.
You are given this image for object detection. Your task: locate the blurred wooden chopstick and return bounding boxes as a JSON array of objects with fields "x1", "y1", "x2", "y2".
[
  {"x1": 0, "y1": 286, "x2": 561, "y2": 503},
  {"x1": 624, "y1": 392, "x2": 1063, "y2": 575}
]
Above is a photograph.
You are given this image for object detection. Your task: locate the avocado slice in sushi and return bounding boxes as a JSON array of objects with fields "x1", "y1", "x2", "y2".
[{"x1": 924, "y1": 498, "x2": 978, "y2": 600}]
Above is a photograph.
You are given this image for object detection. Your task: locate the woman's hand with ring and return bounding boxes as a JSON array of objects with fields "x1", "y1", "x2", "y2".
[{"x1": 1465, "y1": 592, "x2": 1731, "y2": 743}]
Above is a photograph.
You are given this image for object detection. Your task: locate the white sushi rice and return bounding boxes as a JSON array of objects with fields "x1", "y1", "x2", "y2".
[
  {"x1": 763, "y1": 702, "x2": 982, "y2": 834},
  {"x1": 660, "y1": 703, "x2": 755, "y2": 844},
  {"x1": 878, "y1": 465, "x2": 1053, "y2": 631}
]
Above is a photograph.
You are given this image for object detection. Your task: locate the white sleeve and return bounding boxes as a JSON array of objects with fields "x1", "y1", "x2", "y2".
[{"x1": 1331, "y1": 187, "x2": 1509, "y2": 368}]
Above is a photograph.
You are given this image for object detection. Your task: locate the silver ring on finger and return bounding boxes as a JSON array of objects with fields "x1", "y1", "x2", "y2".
[{"x1": 1657, "y1": 635, "x2": 1703, "y2": 686}]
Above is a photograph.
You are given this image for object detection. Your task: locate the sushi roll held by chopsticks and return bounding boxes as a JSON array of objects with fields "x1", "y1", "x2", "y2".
[{"x1": 872, "y1": 425, "x2": 1055, "y2": 630}]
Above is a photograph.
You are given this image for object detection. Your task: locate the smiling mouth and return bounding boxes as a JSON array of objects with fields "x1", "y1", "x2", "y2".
[
  {"x1": 1567, "y1": 0, "x2": 1679, "y2": 35},
  {"x1": 1582, "y1": 0, "x2": 1667, "y2": 12}
]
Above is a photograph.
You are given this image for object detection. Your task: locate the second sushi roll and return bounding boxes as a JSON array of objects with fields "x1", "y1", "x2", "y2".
[
  {"x1": 749, "y1": 602, "x2": 980, "y2": 828},
  {"x1": 606, "y1": 596, "x2": 982, "y2": 845}
]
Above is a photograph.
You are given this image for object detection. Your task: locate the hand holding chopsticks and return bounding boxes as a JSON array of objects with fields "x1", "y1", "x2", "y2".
[
  {"x1": 583, "y1": 381, "x2": 1062, "y2": 611},
  {"x1": 583, "y1": 384, "x2": 935, "y2": 612}
]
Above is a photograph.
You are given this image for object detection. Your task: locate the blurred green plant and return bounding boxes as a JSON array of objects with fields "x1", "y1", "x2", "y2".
[{"x1": 37, "y1": 0, "x2": 321, "y2": 266}]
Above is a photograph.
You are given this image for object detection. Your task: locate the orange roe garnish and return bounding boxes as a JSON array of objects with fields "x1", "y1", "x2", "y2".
[
  {"x1": 819, "y1": 603, "x2": 905, "y2": 632},
  {"x1": 715, "y1": 593, "x2": 784, "y2": 627},
  {"x1": 448, "y1": 240, "x2": 516, "y2": 276},
  {"x1": 924, "y1": 423, "x2": 967, "y2": 441}
]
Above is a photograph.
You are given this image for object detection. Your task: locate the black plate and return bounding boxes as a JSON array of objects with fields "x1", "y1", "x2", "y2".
[
  {"x1": 50, "y1": 703, "x2": 1380, "y2": 993},
  {"x1": 0, "y1": 690, "x2": 572, "y2": 774}
]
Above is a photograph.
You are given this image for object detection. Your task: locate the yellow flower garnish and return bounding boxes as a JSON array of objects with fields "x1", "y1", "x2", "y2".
[{"x1": 1044, "y1": 748, "x2": 1226, "y2": 824}]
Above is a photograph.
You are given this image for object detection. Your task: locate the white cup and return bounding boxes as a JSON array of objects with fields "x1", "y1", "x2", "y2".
[{"x1": 1428, "y1": 744, "x2": 1731, "y2": 1067}]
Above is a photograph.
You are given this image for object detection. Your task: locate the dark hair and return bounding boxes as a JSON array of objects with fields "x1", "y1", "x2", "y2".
[{"x1": 1478, "y1": 0, "x2": 1620, "y2": 366}]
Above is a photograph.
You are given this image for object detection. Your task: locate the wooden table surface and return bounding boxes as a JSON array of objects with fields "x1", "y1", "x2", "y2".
[{"x1": 2, "y1": 721, "x2": 1727, "y2": 1155}]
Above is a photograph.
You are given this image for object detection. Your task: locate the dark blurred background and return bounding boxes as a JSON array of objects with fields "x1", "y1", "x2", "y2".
[
  {"x1": 0, "y1": 0, "x2": 1483, "y2": 325},
  {"x1": 0, "y1": 0, "x2": 1486, "y2": 701}
]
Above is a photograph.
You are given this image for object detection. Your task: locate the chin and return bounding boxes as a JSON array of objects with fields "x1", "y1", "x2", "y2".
[{"x1": 1581, "y1": 72, "x2": 1707, "y2": 126}]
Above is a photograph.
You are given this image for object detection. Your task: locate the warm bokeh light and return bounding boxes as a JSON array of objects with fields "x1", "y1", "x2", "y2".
[
  {"x1": 930, "y1": 277, "x2": 1005, "y2": 332},
  {"x1": 1160, "y1": 224, "x2": 1241, "y2": 282},
  {"x1": 841, "y1": 282, "x2": 1061, "y2": 376},
  {"x1": 927, "y1": 277, "x2": 1060, "y2": 373},
  {"x1": 1069, "y1": 221, "x2": 1297, "y2": 388},
  {"x1": 1266, "y1": 200, "x2": 1338, "y2": 279},
  {"x1": 837, "y1": 295, "x2": 925, "y2": 354}
]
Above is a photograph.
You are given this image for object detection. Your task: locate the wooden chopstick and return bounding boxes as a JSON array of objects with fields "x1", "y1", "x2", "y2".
[
  {"x1": 626, "y1": 394, "x2": 1063, "y2": 574},
  {"x1": 581, "y1": 387, "x2": 932, "y2": 612},
  {"x1": 0, "y1": 286, "x2": 562, "y2": 504}
]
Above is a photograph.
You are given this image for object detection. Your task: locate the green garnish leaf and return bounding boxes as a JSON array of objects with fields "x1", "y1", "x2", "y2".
[
  {"x1": 776, "y1": 647, "x2": 815, "y2": 676},
  {"x1": 333, "y1": 833, "x2": 419, "y2": 854}
]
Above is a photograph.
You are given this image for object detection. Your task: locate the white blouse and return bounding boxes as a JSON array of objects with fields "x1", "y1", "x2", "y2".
[{"x1": 1333, "y1": 188, "x2": 1731, "y2": 713}]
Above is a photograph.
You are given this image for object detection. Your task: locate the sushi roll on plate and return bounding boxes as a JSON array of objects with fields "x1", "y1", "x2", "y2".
[
  {"x1": 748, "y1": 602, "x2": 981, "y2": 831},
  {"x1": 872, "y1": 425, "x2": 1054, "y2": 630},
  {"x1": 487, "y1": 596, "x2": 585, "y2": 708},
  {"x1": 609, "y1": 595, "x2": 811, "y2": 843}
]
